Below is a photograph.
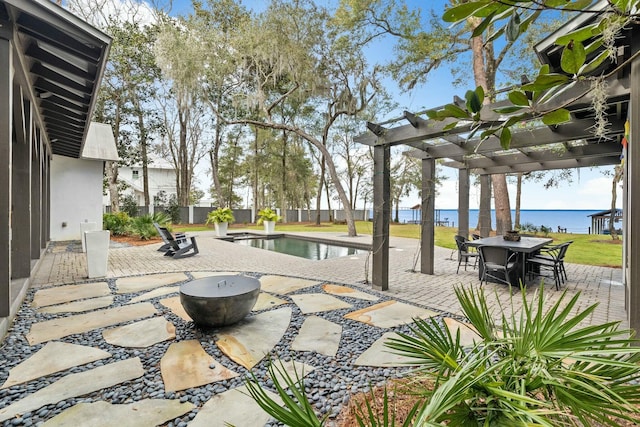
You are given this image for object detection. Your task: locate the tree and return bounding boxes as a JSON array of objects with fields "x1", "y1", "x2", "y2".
[
  {"x1": 201, "y1": 0, "x2": 384, "y2": 237},
  {"x1": 155, "y1": 19, "x2": 209, "y2": 206},
  {"x1": 390, "y1": 156, "x2": 421, "y2": 222},
  {"x1": 335, "y1": 0, "x2": 533, "y2": 233}
]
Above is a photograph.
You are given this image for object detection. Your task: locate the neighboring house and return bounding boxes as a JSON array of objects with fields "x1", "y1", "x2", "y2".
[{"x1": 105, "y1": 156, "x2": 177, "y2": 207}]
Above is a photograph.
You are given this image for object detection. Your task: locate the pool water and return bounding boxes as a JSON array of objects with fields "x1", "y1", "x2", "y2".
[{"x1": 234, "y1": 236, "x2": 369, "y2": 260}]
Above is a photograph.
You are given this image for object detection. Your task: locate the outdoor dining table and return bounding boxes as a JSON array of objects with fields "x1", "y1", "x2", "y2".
[{"x1": 467, "y1": 235, "x2": 553, "y2": 285}]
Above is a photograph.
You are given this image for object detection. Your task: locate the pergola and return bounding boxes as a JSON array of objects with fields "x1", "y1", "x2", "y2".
[{"x1": 355, "y1": 7, "x2": 640, "y2": 334}]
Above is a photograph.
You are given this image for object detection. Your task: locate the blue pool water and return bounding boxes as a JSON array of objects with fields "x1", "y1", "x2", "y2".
[{"x1": 234, "y1": 236, "x2": 369, "y2": 260}]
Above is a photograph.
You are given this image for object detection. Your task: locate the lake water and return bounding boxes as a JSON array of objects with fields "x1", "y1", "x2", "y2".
[{"x1": 384, "y1": 209, "x2": 609, "y2": 234}]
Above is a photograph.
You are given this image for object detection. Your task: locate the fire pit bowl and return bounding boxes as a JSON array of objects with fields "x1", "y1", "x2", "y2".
[{"x1": 180, "y1": 275, "x2": 261, "y2": 327}]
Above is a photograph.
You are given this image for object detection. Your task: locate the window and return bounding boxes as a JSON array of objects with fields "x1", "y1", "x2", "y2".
[{"x1": 132, "y1": 170, "x2": 139, "y2": 180}]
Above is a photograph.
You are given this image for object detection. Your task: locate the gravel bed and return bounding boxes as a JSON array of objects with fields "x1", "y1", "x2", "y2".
[{"x1": 0, "y1": 272, "x2": 454, "y2": 426}]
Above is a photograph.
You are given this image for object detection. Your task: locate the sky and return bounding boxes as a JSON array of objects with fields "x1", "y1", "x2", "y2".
[{"x1": 131, "y1": 0, "x2": 623, "y2": 211}]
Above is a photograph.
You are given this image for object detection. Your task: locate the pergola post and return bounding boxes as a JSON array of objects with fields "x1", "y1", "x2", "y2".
[
  {"x1": 628, "y1": 34, "x2": 640, "y2": 335},
  {"x1": 420, "y1": 157, "x2": 435, "y2": 274},
  {"x1": 11, "y1": 87, "x2": 31, "y2": 279},
  {"x1": 479, "y1": 175, "x2": 491, "y2": 237},
  {"x1": 457, "y1": 168, "x2": 470, "y2": 239},
  {"x1": 31, "y1": 128, "x2": 42, "y2": 259},
  {"x1": 372, "y1": 144, "x2": 390, "y2": 291},
  {"x1": 0, "y1": 32, "x2": 12, "y2": 317}
]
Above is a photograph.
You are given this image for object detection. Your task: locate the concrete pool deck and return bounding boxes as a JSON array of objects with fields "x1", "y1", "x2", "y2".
[{"x1": 0, "y1": 229, "x2": 626, "y2": 426}]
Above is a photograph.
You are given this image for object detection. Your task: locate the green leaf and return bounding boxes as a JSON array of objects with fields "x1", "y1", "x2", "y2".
[
  {"x1": 505, "y1": 11, "x2": 521, "y2": 42},
  {"x1": 508, "y1": 91, "x2": 529, "y2": 107},
  {"x1": 465, "y1": 89, "x2": 483, "y2": 114},
  {"x1": 522, "y1": 73, "x2": 569, "y2": 91},
  {"x1": 560, "y1": 40, "x2": 586, "y2": 74},
  {"x1": 542, "y1": 108, "x2": 571, "y2": 125},
  {"x1": 579, "y1": 50, "x2": 610, "y2": 75},
  {"x1": 443, "y1": 1, "x2": 490, "y2": 22},
  {"x1": 471, "y1": 11, "x2": 496, "y2": 38},
  {"x1": 500, "y1": 127, "x2": 511, "y2": 150},
  {"x1": 563, "y1": 0, "x2": 594, "y2": 11},
  {"x1": 443, "y1": 121, "x2": 458, "y2": 131},
  {"x1": 544, "y1": 0, "x2": 571, "y2": 7},
  {"x1": 494, "y1": 106, "x2": 524, "y2": 114},
  {"x1": 426, "y1": 109, "x2": 439, "y2": 120},
  {"x1": 444, "y1": 104, "x2": 470, "y2": 119},
  {"x1": 556, "y1": 24, "x2": 599, "y2": 45}
]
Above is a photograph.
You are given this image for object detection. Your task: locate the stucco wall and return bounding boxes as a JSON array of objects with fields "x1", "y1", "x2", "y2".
[{"x1": 50, "y1": 155, "x2": 104, "y2": 241}]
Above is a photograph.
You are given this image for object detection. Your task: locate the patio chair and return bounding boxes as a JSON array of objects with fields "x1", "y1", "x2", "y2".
[
  {"x1": 527, "y1": 241, "x2": 572, "y2": 290},
  {"x1": 478, "y1": 245, "x2": 519, "y2": 287},
  {"x1": 153, "y1": 222, "x2": 187, "y2": 253},
  {"x1": 157, "y1": 226, "x2": 199, "y2": 259},
  {"x1": 455, "y1": 235, "x2": 478, "y2": 274}
]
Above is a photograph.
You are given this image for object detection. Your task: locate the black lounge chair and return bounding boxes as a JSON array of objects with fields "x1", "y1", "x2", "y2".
[
  {"x1": 156, "y1": 225, "x2": 199, "y2": 259},
  {"x1": 153, "y1": 222, "x2": 187, "y2": 253}
]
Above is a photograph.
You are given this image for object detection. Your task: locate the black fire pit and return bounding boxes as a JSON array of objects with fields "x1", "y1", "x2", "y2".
[{"x1": 180, "y1": 275, "x2": 261, "y2": 327}]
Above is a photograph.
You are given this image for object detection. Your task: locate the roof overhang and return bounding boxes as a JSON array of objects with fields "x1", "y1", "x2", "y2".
[{"x1": 1, "y1": 0, "x2": 111, "y2": 158}]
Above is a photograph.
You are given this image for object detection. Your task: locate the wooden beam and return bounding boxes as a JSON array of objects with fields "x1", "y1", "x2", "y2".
[
  {"x1": 0, "y1": 35, "x2": 12, "y2": 317},
  {"x1": 421, "y1": 158, "x2": 435, "y2": 274},
  {"x1": 473, "y1": 155, "x2": 620, "y2": 175},
  {"x1": 628, "y1": 33, "x2": 640, "y2": 337},
  {"x1": 458, "y1": 169, "x2": 470, "y2": 239},
  {"x1": 372, "y1": 144, "x2": 390, "y2": 291},
  {"x1": 355, "y1": 76, "x2": 629, "y2": 148}
]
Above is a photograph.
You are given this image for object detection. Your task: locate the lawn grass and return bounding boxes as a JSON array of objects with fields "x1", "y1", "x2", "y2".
[{"x1": 174, "y1": 221, "x2": 622, "y2": 268}]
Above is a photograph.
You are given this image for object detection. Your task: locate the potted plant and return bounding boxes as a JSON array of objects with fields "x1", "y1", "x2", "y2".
[
  {"x1": 206, "y1": 207, "x2": 235, "y2": 237},
  {"x1": 257, "y1": 208, "x2": 281, "y2": 233}
]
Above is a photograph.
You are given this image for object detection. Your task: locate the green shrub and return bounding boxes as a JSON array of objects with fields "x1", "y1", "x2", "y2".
[
  {"x1": 151, "y1": 211, "x2": 172, "y2": 227},
  {"x1": 129, "y1": 215, "x2": 157, "y2": 240},
  {"x1": 120, "y1": 194, "x2": 139, "y2": 217},
  {"x1": 246, "y1": 285, "x2": 640, "y2": 426},
  {"x1": 103, "y1": 212, "x2": 130, "y2": 236},
  {"x1": 165, "y1": 194, "x2": 181, "y2": 223}
]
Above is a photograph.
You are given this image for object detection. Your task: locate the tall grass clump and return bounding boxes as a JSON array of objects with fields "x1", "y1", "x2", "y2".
[{"x1": 245, "y1": 285, "x2": 640, "y2": 426}]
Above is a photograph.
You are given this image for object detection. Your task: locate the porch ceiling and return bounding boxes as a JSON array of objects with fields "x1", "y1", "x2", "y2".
[{"x1": 1, "y1": 0, "x2": 111, "y2": 158}]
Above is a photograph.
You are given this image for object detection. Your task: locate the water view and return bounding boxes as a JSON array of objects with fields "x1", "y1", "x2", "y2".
[{"x1": 387, "y1": 209, "x2": 608, "y2": 234}]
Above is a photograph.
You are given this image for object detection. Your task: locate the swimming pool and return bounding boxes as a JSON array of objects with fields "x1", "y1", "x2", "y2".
[{"x1": 232, "y1": 234, "x2": 370, "y2": 260}]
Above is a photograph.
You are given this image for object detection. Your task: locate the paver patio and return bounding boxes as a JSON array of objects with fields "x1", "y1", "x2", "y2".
[{"x1": 0, "y1": 230, "x2": 625, "y2": 426}]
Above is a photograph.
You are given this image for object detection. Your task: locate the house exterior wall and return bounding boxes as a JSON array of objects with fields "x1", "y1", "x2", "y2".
[
  {"x1": 108, "y1": 164, "x2": 176, "y2": 206},
  {"x1": 50, "y1": 155, "x2": 104, "y2": 241}
]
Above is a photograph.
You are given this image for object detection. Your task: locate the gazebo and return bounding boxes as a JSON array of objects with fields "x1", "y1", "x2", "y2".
[
  {"x1": 589, "y1": 209, "x2": 624, "y2": 235},
  {"x1": 356, "y1": 5, "x2": 639, "y2": 333}
]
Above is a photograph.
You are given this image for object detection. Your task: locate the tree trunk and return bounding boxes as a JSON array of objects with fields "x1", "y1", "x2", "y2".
[
  {"x1": 134, "y1": 100, "x2": 150, "y2": 207},
  {"x1": 252, "y1": 126, "x2": 259, "y2": 220},
  {"x1": 609, "y1": 165, "x2": 623, "y2": 240},
  {"x1": 315, "y1": 156, "x2": 325, "y2": 226},
  {"x1": 107, "y1": 161, "x2": 119, "y2": 213},
  {"x1": 515, "y1": 173, "x2": 522, "y2": 229},
  {"x1": 492, "y1": 174, "x2": 512, "y2": 234},
  {"x1": 280, "y1": 129, "x2": 287, "y2": 223}
]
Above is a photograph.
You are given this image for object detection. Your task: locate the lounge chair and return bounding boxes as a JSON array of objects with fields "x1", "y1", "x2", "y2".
[
  {"x1": 153, "y1": 222, "x2": 187, "y2": 253},
  {"x1": 156, "y1": 225, "x2": 199, "y2": 259}
]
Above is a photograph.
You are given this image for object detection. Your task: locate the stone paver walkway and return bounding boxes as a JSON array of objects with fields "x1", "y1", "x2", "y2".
[{"x1": 0, "y1": 230, "x2": 626, "y2": 426}]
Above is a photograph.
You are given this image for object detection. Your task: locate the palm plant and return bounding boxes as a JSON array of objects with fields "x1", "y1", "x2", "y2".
[
  {"x1": 386, "y1": 285, "x2": 640, "y2": 426},
  {"x1": 244, "y1": 285, "x2": 640, "y2": 426}
]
